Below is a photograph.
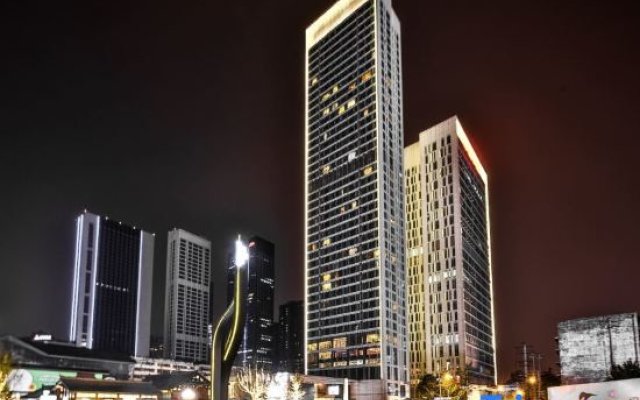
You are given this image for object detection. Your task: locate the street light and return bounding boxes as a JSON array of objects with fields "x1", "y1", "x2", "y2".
[
  {"x1": 181, "y1": 388, "x2": 197, "y2": 400},
  {"x1": 439, "y1": 371, "x2": 453, "y2": 399}
]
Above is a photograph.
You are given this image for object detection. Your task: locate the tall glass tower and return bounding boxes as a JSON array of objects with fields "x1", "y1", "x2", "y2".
[
  {"x1": 227, "y1": 236, "x2": 275, "y2": 371},
  {"x1": 404, "y1": 116, "x2": 496, "y2": 385},
  {"x1": 69, "y1": 211, "x2": 154, "y2": 357},
  {"x1": 304, "y1": 0, "x2": 408, "y2": 396}
]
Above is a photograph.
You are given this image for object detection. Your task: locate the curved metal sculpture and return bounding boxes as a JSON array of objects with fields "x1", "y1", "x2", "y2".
[{"x1": 211, "y1": 236, "x2": 249, "y2": 400}]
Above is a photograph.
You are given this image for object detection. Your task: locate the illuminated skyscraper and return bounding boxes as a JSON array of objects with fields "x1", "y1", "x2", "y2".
[
  {"x1": 69, "y1": 211, "x2": 154, "y2": 357},
  {"x1": 227, "y1": 236, "x2": 275, "y2": 370},
  {"x1": 304, "y1": 0, "x2": 408, "y2": 396},
  {"x1": 277, "y1": 300, "x2": 304, "y2": 374},
  {"x1": 164, "y1": 229, "x2": 212, "y2": 362},
  {"x1": 404, "y1": 116, "x2": 496, "y2": 385}
]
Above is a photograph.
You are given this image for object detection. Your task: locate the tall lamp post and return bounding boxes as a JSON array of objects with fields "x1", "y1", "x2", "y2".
[{"x1": 211, "y1": 236, "x2": 250, "y2": 400}]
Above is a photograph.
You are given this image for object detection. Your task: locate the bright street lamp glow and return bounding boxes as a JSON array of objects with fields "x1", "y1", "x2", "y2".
[
  {"x1": 181, "y1": 388, "x2": 196, "y2": 400},
  {"x1": 235, "y1": 236, "x2": 249, "y2": 268}
]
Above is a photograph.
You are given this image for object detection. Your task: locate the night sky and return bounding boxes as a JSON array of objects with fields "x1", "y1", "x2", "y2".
[{"x1": 1, "y1": 0, "x2": 639, "y2": 381}]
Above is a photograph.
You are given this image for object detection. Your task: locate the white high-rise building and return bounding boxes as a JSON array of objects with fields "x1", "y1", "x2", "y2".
[
  {"x1": 404, "y1": 116, "x2": 496, "y2": 385},
  {"x1": 164, "y1": 229, "x2": 212, "y2": 362},
  {"x1": 304, "y1": 0, "x2": 408, "y2": 397},
  {"x1": 69, "y1": 211, "x2": 154, "y2": 357}
]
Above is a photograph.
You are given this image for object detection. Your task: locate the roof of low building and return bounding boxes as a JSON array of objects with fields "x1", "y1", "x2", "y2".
[
  {"x1": 58, "y1": 378, "x2": 160, "y2": 395},
  {"x1": 145, "y1": 371, "x2": 209, "y2": 390}
]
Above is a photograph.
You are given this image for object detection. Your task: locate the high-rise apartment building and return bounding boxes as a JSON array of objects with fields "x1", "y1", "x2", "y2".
[
  {"x1": 304, "y1": 0, "x2": 408, "y2": 396},
  {"x1": 164, "y1": 229, "x2": 212, "y2": 363},
  {"x1": 404, "y1": 116, "x2": 496, "y2": 385},
  {"x1": 558, "y1": 312, "x2": 640, "y2": 384},
  {"x1": 277, "y1": 300, "x2": 304, "y2": 374},
  {"x1": 69, "y1": 211, "x2": 154, "y2": 357},
  {"x1": 227, "y1": 236, "x2": 275, "y2": 370}
]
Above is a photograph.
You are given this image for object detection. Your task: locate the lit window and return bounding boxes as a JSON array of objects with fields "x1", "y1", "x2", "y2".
[
  {"x1": 333, "y1": 337, "x2": 347, "y2": 348},
  {"x1": 322, "y1": 165, "x2": 331, "y2": 175},
  {"x1": 349, "y1": 83, "x2": 357, "y2": 91},
  {"x1": 366, "y1": 347, "x2": 380, "y2": 355},
  {"x1": 347, "y1": 99, "x2": 356, "y2": 109},
  {"x1": 319, "y1": 351, "x2": 332, "y2": 360},
  {"x1": 322, "y1": 108, "x2": 330, "y2": 116},
  {"x1": 348, "y1": 151, "x2": 357, "y2": 162},
  {"x1": 322, "y1": 273, "x2": 331, "y2": 282},
  {"x1": 348, "y1": 248, "x2": 358, "y2": 256},
  {"x1": 311, "y1": 77, "x2": 319, "y2": 86},
  {"x1": 322, "y1": 237, "x2": 331, "y2": 247},
  {"x1": 366, "y1": 334, "x2": 380, "y2": 343},
  {"x1": 351, "y1": 201, "x2": 358, "y2": 209},
  {"x1": 322, "y1": 282, "x2": 332, "y2": 291},
  {"x1": 332, "y1": 85, "x2": 339, "y2": 93},
  {"x1": 338, "y1": 105, "x2": 346, "y2": 115},
  {"x1": 363, "y1": 166, "x2": 374, "y2": 176},
  {"x1": 334, "y1": 361, "x2": 348, "y2": 367},
  {"x1": 372, "y1": 249, "x2": 380, "y2": 259},
  {"x1": 319, "y1": 341, "x2": 332, "y2": 350},
  {"x1": 361, "y1": 70, "x2": 374, "y2": 83}
]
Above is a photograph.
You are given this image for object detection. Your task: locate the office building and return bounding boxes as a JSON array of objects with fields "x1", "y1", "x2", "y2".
[
  {"x1": 557, "y1": 312, "x2": 640, "y2": 384},
  {"x1": 227, "y1": 236, "x2": 275, "y2": 370},
  {"x1": 164, "y1": 229, "x2": 212, "y2": 363},
  {"x1": 304, "y1": 0, "x2": 408, "y2": 396},
  {"x1": 404, "y1": 116, "x2": 496, "y2": 385},
  {"x1": 277, "y1": 301, "x2": 304, "y2": 373},
  {"x1": 69, "y1": 211, "x2": 154, "y2": 357}
]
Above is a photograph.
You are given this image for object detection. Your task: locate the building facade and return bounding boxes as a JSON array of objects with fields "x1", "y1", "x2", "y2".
[
  {"x1": 557, "y1": 312, "x2": 640, "y2": 384},
  {"x1": 69, "y1": 211, "x2": 154, "y2": 357},
  {"x1": 404, "y1": 117, "x2": 496, "y2": 385},
  {"x1": 132, "y1": 357, "x2": 210, "y2": 380},
  {"x1": 277, "y1": 301, "x2": 304, "y2": 374},
  {"x1": 227, "y1": 236, "x2": 275, "y2": 370},
  {"x1": 304, "y1": 0, "x2": 408, "y2": 396},
  {"x1": 164, "y1": 229, "x2": 212, "y2": 363}
]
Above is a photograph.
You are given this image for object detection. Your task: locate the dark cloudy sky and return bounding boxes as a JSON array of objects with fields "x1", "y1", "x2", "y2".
[{"x1": 1, "y1": 0, "x2": 639, "y2": 381}]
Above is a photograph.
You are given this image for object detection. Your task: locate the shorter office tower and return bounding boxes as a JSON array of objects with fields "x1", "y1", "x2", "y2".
[
  {"x1": 557, "y1": 312, "x2": 640, "y2": 384},
  {"x1": 69, "y1": 211, "x2": 154, "y2": 357},
  {"x1": 227, "y1": 236, "x2": 275, "y2": 371},
  {"x1": 404, "y1": 116, "x2": 496, "y2": 385},
  {"x1": 164, "y1": 229, "x2": 212, "y2": 363},
  {"x1": 277, "y1": 301, "x2": 304, "y2": 373}
]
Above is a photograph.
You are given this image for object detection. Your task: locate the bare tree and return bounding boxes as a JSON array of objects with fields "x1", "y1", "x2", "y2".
[
  {"x1": 234, "y1": 366, "x2": 273, "y2": 400},
  {"x1": 288, "y1": 374, "x2": 305, "y2": 400}
]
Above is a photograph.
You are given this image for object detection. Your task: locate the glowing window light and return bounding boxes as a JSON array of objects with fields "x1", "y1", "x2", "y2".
[{"x1": 361, "y1": 70, "x2": 374, "y2": 83}]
